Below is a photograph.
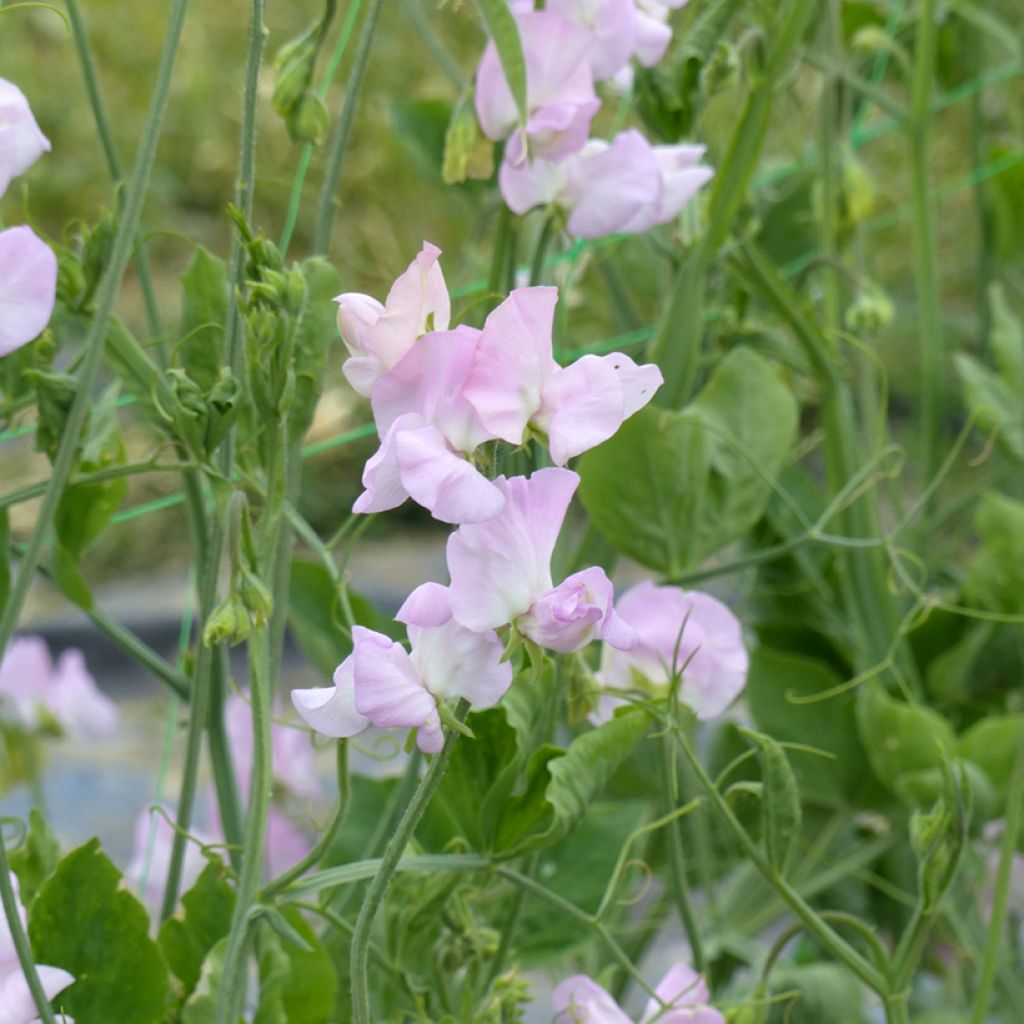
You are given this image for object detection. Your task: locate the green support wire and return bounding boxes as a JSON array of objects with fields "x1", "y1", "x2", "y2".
[{"x1": 1, "y1": 50, "x2": 1022, "y2": 532}]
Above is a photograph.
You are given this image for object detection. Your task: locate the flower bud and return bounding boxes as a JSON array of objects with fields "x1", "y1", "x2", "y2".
[
  {"x1": 272, "y1": 24, "x2": 319, "y2": 117},
  {"x1": 203, "y1": 592, "x2": 251, "y2": 647},
  {"x1": 27, "y1": 370, "x2": 77, "y2": 461},
  {"x1": 700, "y1": 41, "x2": 740, "y2": 98},
  {"x1": 287, "y1": 92, "x2": 329, "y2": 146},
  {"x1": 442, "y1": 99, "x2": 494, "y2": 185},
  {"x1": 239, "y1": 567, "x2": 274, "y2": 630}
]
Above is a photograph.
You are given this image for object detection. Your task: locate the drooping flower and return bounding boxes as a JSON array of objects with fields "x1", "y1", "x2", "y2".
[
  {"x1": 475, "y1": 9, "x2": 600, "y2": 162},
  {"x1": 292, "y1": 588, "x2": 512, "y2": 754},
  {"x1": 594, "y1": 581, "x2": 748, "y2": 722},
  {"x1": 0, "y1": 226, "x2": 58, "y2": 357},
  {"x1": 463, "y1": 287, "x2": 663, "y2": 465},
  {"x1": 353, "y1": 325, "x2": 506, "y2": 524},
  {"x1": 0, "y1": 78, "x2": 50, "y2": 200},
  {"x1": 335, "y1": 241, "x2": 451, "y2": 397},
  {"x1": 499, "y1": 130, "x2": 713, "y2": 240},
  {"x1": 0, "y1": 636, "x2": 119, "y2": 739},
  {"x1": 554, "y1": 961, "x2": 723, "y2": 1024},
  {"x1": 0, "y1": 872, "x2": 75, "y2": 1024},
  {"x1": 435, "y1": 468, "x2": 636, "y2": 654}
]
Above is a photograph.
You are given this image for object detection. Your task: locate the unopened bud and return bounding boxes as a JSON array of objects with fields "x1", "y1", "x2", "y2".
[
  {"x1": 287, "y1": 92, "x2": 329, "y2": 146},
  {"x1": 203, "y1": 592, "x2": 251, "y2": 647}
]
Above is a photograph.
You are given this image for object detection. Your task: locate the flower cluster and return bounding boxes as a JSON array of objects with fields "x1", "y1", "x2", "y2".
[
  {"x1": 0, "y1": 873, "x2": 74, "y2": 1024},
  {"x1": 0, "y1": 78, "x2": 57, "y2": 357},
  {"x1": 554, "y1": 961, "x2": 724, "y2": 1023},
  {"x1": 474, "y1": 1, "x2": 714, "y2": 238},
  {"x1": 0, "y1": 636, "x2": 119, "y2": 740},
  {"x1": 293, "y1": 244, "x2": 667, "y2": 752}
]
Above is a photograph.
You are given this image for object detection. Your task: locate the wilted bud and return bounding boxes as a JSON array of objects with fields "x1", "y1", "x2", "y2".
[
  {"x1": 204, "y1": 367, "x2": 241, "y2": 456},
  {"x1": 165, "y1": 367, "x2": 208, "y2": 458},
  {"x1": 203, "y1": 592, "x2": 251, "y2": 647},
  {"x1": 700, "y1": 41, "x2": 740, "y2": 98},
  {"x1": 442, "y1": 99, "x2": 494, "y2": 185},
  {"x1": 287, "y1": 92, "x2": 329, "y2": 146},
  {"x1": 845, "y1": 286, "x2": 894, "y2": 334}
]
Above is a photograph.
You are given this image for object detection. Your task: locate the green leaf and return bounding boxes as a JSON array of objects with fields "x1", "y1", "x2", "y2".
[
  {"x1": 767, "y1": 962, "x2": 866, "y2": 1024},
  {"x1": 747, "y1": 647, "x2": 872, "y2": 805},
  {"x1": 29, "y1": 839, "x2": 170, "y2": 1024},
  {"x1": 963, "y1": 490, "x2": 1024, "y2": 613},
  {"x1": 474, "y1": 0, "x2": 528, "y2": 130},
  {"x1": 8, "y1": 808, "x2": 60, "y2": 904},
  {"x1": 579, "y1": 347, "x2": 797, "y2": 574},
  {"x1": 179, "y1": 246, "x2": 229, "y2": 391},
  {"x1": 954, "y1": 353, "x2": 1024, "y2": 459},
  {"x1": 289, "y1": 258, "x2": 342, "y2": 446},
  {"x1": 255, "y1": 911, "x2": 336, "y2": 1024},
  {"x1": 181, "y1": 937, "x2": 227, "y2": 1024},
  {"x1": 855, "y1": 685, "x2": 956, "y2": 797},
  {"x1": 496, "y1": 708, "x2": 651, "y2": 855},
  {"x1": 958, "y1": 714, "x2": 1024, "y2": 802},
  {"x1": 159, "y1": 860, "x2": 235, "y2": 996},
  {"x1": 50, "y1": 543, "x2": 94, "y2": 611}
]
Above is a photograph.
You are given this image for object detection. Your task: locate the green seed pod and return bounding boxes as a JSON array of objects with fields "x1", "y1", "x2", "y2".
[{"x1": 740, "y1": 727, "x2": 801, "y2": 875}]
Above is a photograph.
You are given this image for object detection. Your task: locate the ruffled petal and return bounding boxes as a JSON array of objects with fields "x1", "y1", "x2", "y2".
[
  {"x1": 396, "y1": 582, "x2": 453, "y2": 628},
  {"x1": 291, "y1": 654, "x2": 369, "y2": 739},
  {"x1": 352, "y1": 627, "x2": 436, "y2": 729},
  {"x1": 553, "y1": 974, "x2": 632, "y2": 1024},
  {"x1": 409, "y1": 619, "x2": 512, "y2": 708},
  {"x1": 0, "y1": 226, "x2": 57, "y2": 357}
]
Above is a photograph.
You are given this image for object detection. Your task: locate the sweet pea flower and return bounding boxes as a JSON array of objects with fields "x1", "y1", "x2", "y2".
[
  {"x1": 594, "y1": 581, "x2": 748, "y2": 722},
  {"x1": 291, "y1": 588, "x2": 512, "y2": 754},
  {"x1": 499, "y1": 130, "x2": 713, "y2": 240},
  {"x1": 554, "y1": 962, "x2": 723, "y2": 1023},
  {"x1": 0, "y1": 78, "x2": 50, "y2": 199},
  {"x1": 464, "y1": 286, "x2": 663, "y2": 465},
  {"x1": 0, "y1": 873, "x2": 75, "y2": 1024},
  {"x1": 0, "y1": 226, "x2": 58, "y2": 357},
  {"x1": 354, "y1": 325, "x2": 506, "y2": 524},
  {"x1": 475, "y1": 9, "x2": 600, "y2": 161},
  {"x1": 437, "y1": 468, "x2": 636, "y2": 654},
  {"x1": 0, "y1": 636, "x2": 119, "y2": 739},
  {"x1": 335, "y1": 241, "x2": 451, "y2": 396}
]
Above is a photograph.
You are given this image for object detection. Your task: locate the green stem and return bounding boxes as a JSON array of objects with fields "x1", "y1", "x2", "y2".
[
  {"x1": 64, "y1": 0, "x2": 163, "y2": 338},
  {"x1": 0, "y1": 827, "x2": 56, "y2": 1024},
  {"x1": 313, "y1": 0, "x2": 383, "y2": 256},
  {"x1": 659, "y1": 732, "x2": 705, "y2": 974},
  {"x1": 908, "y1": 0, "x2": 941, "y2": 488},
  {"x1": 971, "y1": 737, "x2": 1024, "y2": 1024},
  {"x1": 0, "y1": 0, "x2": 191, "y2": 663},
  {"x1": 350, "y1": 700, "x2": 469, "y2": 1024},
  {"x1": 263, "y1": 740, "x2": 350, "y2": 899},
  {"x1": 0, "y1": 460, "x2": 195, "y2": 509},
  {"x1": 674, "y1": 726, "x2": 889, "y2": 995},
  {"x1": 529, "y1": 215, "x2": 557, "y2": 287},
  {"x1": 484, "y1": 853, "x2": 534, "y2": 989}
]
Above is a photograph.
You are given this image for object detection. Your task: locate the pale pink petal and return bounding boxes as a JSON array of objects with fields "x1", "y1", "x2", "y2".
[
  {"x1": 642, "y1": 962, "x2": 724, "y2": 1024},
  {"x1": 409, "y1": 619, "x2": 512, "y2": 708},
  {"x1": 48, "y1": 649, "x2": 119, "y2": 740},
  {"x1": 609, "y1": 353, "x2": 664, "y2": 417},
  {"x1": 447, "y1": 468, "x2": 579, "y2": 632},
  {"x1": 396, "y1": 582, "x2": 453, "y2": 628},
  {"x1": 415, "y1": 709, "x2": 445, "y2": 755},
  {"x1": 291, "y1": 654, "x2": 369, "y2": 739},
  {"x1": 464, "y1": 287, "x2": 559, "y2": 444},
  {"x1": 0, "y1": 125, "x2": 15, "y2": 199},
  {"x1": 632, "y1": 9, "x2": 673, "y2": 66},
  {"x1": 499, "y1": 151, "x2": 567, "y2": 216},
  {"x1": 335, "y1": 292, "x2": 384, "y2": 357},
  {"x1": 650, "y1": 145, "x2": 715, "y2": 225},
  {"x1": 0, "y1": 872, "x2": 27, "y2": 968},
  {"x1": 0, "y1": 964, "x2": 76, "y2": 1024},
  {"x1": 352, "y1": 627, "x2": 436, "y2": 729},
  {"x1": 0, "y1": 78, "x2": 51, "y2": 184},
  {"x1": 553, "y1": 974, "x2": 632, "y2": 1024},
  {"x1": 565, "y1": 131, "x2": 662, "y2": 239},
  {"x1": 520, "y1": 97, "x2": 601, "y2": 161},
  {"x1": 537, "y1": 355, "x2": 626, "y2": 465},
  {"x1": 353, "y1": 413, "x2": 426, "y2": 515},
  {"x1": 0, "y1": 226, "x2": 57, "y2": 357},
  {"x1": 394, "y1": 424, "x2": 506, "y2": 524},
  {"x1": 0, "y1": 635, "x2": 53, "y2": 731},
  {"x1": 548, "y1": 0, "x2": 638, "y2": 80}
]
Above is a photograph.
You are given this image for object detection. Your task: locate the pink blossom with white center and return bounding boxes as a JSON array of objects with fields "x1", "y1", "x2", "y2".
[
  {"x1": 224, "y1": 692, "x2": 321, "y2": 802},
  {"x1": 0, "y1": 78, "x2": 50, "y2": 199},
  {"x1": 554, "y1": 962, "x2": 723, "y2": 1024},
  {"x1": 463, "y1": 286, "x2": 663, "y2": 464},
  {"x1": 499, "y1": 130, "x2": 713, "y2": 240},
  {"x1": 0, "y1": 226, "x2": 58, "y2": 357},
  {"x1": 335, "y1": 242, "x2": 451, "y2": 397},
  {"x1": 0, "y1": 636, "x2": 119, "y2": 739},
  {"x1": 0, "y1": 874, "x2": 75, "y2": 1024},
  {"x1": 353, "y1": 326, "x2": 506, "y2": 524},
  {"x1": 594, "y1": 581, "x2": 748, "y2": 722},
  {"x1": 438, "y1": 468, "x2": 637, "y2": 654},
  {"x1": 475, "y1": 10, "x2": 599, "y2": 161},
  {"x1": 291, "y1": 590, "x2": 512, "y2": 754}
]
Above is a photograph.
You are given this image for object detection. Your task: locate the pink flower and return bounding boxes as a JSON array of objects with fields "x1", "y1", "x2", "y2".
[
  {"x1": 554, "y1": 962, "x2": 723, "y2": 1024},
  {"x1": 464, "y1": 287, "x2": 662, "y2": 464},
  {"x1": 0, "y1": 874, "x2": 75, "y2": 1024},
  {"x1": 475, "y1": 10, "x2": 599, "y2": 161},
  {"x1": 594, "y1": 581, "x2": 748, "y2": 721},
  {"x1": 264, "y1": 806, "x2": 312, "y2": 880},
  {"x1": 632, "y1": 0, "x2": 691, "y2": 67},
  {"x1": 354, "y1": 326, "x2": 506, "y2": 524},
  {"x1": 335, "y1": 242, "x2": 451, "y2": 397},
  {"x1": 500, "y1": 130, "x2": 713, "y2": 240},
  {"x1": 440, "y1": 468, "x2": 636, "y2": 653},
  {"x1": 0, "y1": 226, "x2": 57, "y2": 357},
  {"x1": 546, "y1": 0, "x2": 638, "y2": 80},
  {"x1": 291, "y1": 590, "x2": 512, "y2": 754},
  {"x1": 0, "y1": 78, "x2": 50, "y2": 200},
  {"x1": 224, "y1": 692, "x2": 321, "y2": 802},
  {"x1": 0, "y1": 636, "x2": 119, "y2": 739}
]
